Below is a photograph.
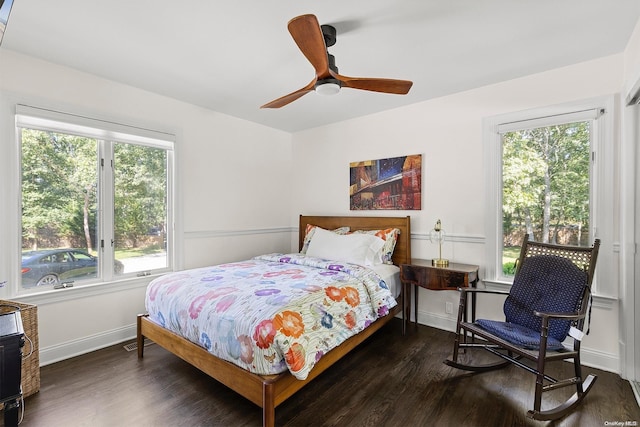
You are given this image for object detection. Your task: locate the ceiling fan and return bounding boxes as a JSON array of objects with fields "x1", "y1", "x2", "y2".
[{"x1": 260, "y1": 14, "x2": 413, "y2": 109}]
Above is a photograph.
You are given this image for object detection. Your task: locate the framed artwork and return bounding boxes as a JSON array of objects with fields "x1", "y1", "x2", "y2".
[{"x1": 349, "y1": 154, "x2": 422, "y2": 210}]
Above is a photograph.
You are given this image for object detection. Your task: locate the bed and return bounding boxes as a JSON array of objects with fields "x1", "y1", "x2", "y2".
[{"x1": 137, "y1": 215, "x2": 411, "y2": 427}]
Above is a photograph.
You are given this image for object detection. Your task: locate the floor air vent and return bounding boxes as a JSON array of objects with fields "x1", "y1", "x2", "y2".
[{"x1": 123, "y1": 339, "x2": 153, "y2": 352}]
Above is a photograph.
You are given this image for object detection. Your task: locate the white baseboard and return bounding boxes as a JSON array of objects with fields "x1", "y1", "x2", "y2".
[
  {"x1": 40, "y1": 312, "x2": 621, "y2": 377},
  {"x1": 419, "y1": 311, "x2": 458, "y2": 333},
  {"x1": 417, "y1": 310, "x2": 620, "y2": 374},
  {"x1": 578, "y1": 346, "x2": 620, "y2": 373},
  {"x1": 39, "y1": 324, "x2": 137, "y2": 366}
]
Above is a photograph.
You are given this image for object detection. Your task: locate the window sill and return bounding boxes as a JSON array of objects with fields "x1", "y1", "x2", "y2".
[
  {"x1": 10, "y1": 273, "x2": 163, "y2": 306},
  {"x1": 483, "y1": 279, "x2": 513, "y2": 292},
  {"x1": 482, "y1": 279, "x2": 618, "y2": 310}
]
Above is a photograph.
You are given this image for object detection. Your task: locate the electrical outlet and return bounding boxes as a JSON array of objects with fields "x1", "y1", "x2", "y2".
[{"x1": 445, "y1": 302, "x2": 453, "y2": 314}]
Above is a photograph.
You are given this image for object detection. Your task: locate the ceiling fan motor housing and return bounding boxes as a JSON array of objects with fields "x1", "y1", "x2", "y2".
[
  {"x1": 316, "y1": 50, "x2": 342, "y2": 93},
  {"x1": 327, "y1": 53, "x2": 339, "y2": 74}
]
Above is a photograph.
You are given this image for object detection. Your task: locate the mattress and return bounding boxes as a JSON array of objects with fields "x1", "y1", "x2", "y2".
[{"x1": 370, "y1": 263, "x2": 401, "y2": 298}]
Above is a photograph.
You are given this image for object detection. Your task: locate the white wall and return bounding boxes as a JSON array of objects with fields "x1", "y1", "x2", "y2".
[
  {"x1": 624, "y1": 18, "x2": 640, "y2": 97},
  {"x1": 291, "y1": 54, "x2": 625, "y2": 372},
  {"x1": 0, "y1": 37, "x2": 634, "y2": 374},
  {"x1": 0, "y1": 49, "x2": 293, "y2": 364}
]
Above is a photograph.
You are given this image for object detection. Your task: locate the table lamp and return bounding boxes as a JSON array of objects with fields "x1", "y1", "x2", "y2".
[{"x1": 429, "y1": 219, "x2": 449, "y2": 267}]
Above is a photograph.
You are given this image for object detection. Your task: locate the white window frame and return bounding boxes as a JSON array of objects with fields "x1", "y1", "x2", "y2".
[
  {"x1": 12, "y1": 104, "x2": 176, "y2": 298},
  {"x1": 483, "y1": 96, "x2": 616, "y2": 298}
]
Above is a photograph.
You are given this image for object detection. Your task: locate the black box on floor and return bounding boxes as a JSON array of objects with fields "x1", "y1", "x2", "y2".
[{"x1": 0, "y1": 309, "x2": 25, "y2": 401}]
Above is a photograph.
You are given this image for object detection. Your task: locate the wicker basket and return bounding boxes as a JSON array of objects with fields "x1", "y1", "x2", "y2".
[{"x1": 0, "y1": 300, "x2": 40, "y2": 398}]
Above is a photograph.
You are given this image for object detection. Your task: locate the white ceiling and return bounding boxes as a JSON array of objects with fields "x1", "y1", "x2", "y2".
[{"x1": 2, "y1": 1, "x2": 640, "y2": 133}]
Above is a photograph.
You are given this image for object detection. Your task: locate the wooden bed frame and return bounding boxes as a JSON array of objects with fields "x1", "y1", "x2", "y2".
[{"x1": 137, "y1": 215, "x2": 411, "y2": 427}]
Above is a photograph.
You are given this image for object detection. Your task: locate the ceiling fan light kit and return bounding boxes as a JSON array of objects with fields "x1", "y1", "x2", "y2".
[
  {"x1": 315, "y1": 79, "x2": 341, "y2": 95},
  {"x1": 261, "y1": 14, "x2": 413, "y2": 109}
]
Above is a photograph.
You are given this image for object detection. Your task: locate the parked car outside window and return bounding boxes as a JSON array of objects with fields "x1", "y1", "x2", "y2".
[{"x1": 21, "y1": 249, "x2": 124, "y2": 287}]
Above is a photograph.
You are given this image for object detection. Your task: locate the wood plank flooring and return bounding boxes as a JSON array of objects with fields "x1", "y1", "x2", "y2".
[{"x1": 6, "y1": 319, "x2": 640, "y2": 427}]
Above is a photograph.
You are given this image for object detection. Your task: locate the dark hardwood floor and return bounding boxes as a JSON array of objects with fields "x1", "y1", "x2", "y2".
[{"x1": 6, "y1": 319, "x2": 639, "y2": 427}]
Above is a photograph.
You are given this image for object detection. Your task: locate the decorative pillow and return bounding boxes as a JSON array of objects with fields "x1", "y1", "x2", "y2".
[
  {"x1": 352, "y1": 228, "x2": 400, "y2": 264},
  {"x1": 306, "y1": 227, "x2": 385, "y2": 266},
  {"x1": 300, "y1": 224, "x2": 350, "y2": 254}
]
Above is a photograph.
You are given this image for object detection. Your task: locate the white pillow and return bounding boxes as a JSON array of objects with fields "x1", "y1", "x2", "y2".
[{"x1": 306, "y1": 227, "x2": 385, "y2": 266}]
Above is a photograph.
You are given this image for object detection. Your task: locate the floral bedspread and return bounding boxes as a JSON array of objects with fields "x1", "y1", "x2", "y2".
[{"x1": 145, "y1": 253, "x2": 397, "y2": 380}]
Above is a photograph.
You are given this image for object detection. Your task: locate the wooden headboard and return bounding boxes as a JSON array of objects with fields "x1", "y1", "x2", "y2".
[{"x1": 299, "y1": 215, "x2": 412, "y2": 266}]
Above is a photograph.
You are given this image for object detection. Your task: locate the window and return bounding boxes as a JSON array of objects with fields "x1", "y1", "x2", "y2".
[
  {"x1": 483, "y1": 99, "x2": 612, "y2": 289},
  {"x1": 17, "y1": 106, "x2": 174, "y2": 291},
  {"x1": 501, "y1": 120, "x2": 592, "y2": 274}
]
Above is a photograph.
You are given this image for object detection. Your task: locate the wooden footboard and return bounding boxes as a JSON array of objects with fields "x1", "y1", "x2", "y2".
[{"x1": 138, "y1": 303, "x2": 401, "y2": 427}]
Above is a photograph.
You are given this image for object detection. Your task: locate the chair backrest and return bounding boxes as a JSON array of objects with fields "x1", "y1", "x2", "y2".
[{"x1": 504, "y1": 235, "x2": 600, "y2": 341}]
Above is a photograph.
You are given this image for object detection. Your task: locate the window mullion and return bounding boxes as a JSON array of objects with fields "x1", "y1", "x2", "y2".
[{"x1": 99, "y1": 140, "x2": 115, "y2": 281}]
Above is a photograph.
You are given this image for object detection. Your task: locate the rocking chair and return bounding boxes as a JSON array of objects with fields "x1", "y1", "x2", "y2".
[{"x1": 444, "y1": 234, "x2": 600, "y2": 421}]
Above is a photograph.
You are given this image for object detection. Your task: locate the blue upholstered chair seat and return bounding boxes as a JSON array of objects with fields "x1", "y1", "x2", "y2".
[{"x1": 475, "y1": 318, "x2": 565, "y2": 351}]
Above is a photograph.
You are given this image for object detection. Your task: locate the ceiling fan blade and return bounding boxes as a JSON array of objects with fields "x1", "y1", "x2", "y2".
[
  {"x1": 288, "y1": 14, "x2": 330, "y2": 78},
  {"x1": 333, "y1": 72, "x2": 413, "y2": 94},
  {"x1": 260, "y1": 80, "x2": 316, "y2": 109}
]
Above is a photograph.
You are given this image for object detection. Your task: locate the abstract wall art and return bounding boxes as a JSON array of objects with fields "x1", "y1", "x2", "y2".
[{"x1": 349, "y1": 154, "x2": 422, "y2": 210}]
